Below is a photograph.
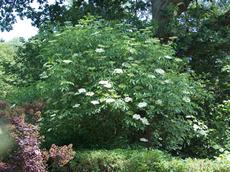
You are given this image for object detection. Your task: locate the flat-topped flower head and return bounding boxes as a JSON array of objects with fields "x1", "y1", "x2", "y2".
[
  {"x1": 137, "y1": 102, "x2": 148, "y2": 108},
  {"x1": 78, "y1": 88, "x2": 86, "y2": 94},
  {"x1": 99, "y1": 80, "x2": 109, "y2": 85},
  {"x1": 140, "y1": 138, "x2": 148, "y2": 142},
  {"x1": 104, "y1": 83, "x2": 112, "y2": 88},
  {"x1": 133, "y1": 114, "x2": 141, "y2": 120},
  {"x1": 99, "y1": 80, "x2": 112, "y2": 88},
  {"x1": 164, "y1": 55, "x2": 173, "y2": 59},
  {"x1": 105, "y1": 98, "x2": 115, "y2": 103},
  {"x1": 113, "y1": 68, "x2": 123, "y2": 74},
  {"x1": 91, "y1": 100, "x2": 100, "y2": 105},
  {"x1": 95, "y1": 48, "x2": 105, "y2": 53},
  {"x1": 86, "y1": 92, "x2": 95, "y2": 96},
  {"x1": 62, "y1": 60, "x2": 73, "y2": 64},
  {"x1": 141, "y1": 117, "x2": 150, "y2": 125},
  {"x1": 124, "y1": 97, "x2": 132, "y2": 102},
  {"x1": 72, "y1": 104, "x2": 80, "y2": 108}
]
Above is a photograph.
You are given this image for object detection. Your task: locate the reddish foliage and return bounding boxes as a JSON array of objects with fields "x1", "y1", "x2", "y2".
[
  {"x1": 12, "y1": 116, "x2": 46, "y2": 172},
  {"x1": 0, "y1": 162, "x2": 12, "y2": 172},
  {"x1": 23, "y1": 101, "x2": 44, "y2": 115},
  {"x1": 0, "y1": 101, "x2": 75, "y2": 172},
  {"x1": 49, "y1": 144, "x2": 75, "y2": 167},
  {"x1": 0, "y1": 100, "x2": 7, "y2": 110}
]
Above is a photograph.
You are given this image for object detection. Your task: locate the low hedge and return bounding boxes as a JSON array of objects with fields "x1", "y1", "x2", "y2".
[{"x1": 69, "y1": 149, "x2": 230, "y2": 172}]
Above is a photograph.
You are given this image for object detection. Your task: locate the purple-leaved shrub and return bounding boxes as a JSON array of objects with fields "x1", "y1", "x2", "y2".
[
  {"x1": 12, "y1": 116, "x2": 46, "y2": 172},
  {"x1": 0, "y1": 101, "x2": 75, "y2": 172}
]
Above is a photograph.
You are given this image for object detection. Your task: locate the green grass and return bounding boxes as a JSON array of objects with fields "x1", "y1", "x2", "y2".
[{"x1": 69, "y1": 149, "x2": 230, "y2": 172}]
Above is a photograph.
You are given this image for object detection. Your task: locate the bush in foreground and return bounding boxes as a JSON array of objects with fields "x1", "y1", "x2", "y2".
[
  {"x1": 0, "y1": 102, "x2": 75, "y2": 172},
  {"x1": 71, "y1": 149, "x2": 230, "y2": 172}
]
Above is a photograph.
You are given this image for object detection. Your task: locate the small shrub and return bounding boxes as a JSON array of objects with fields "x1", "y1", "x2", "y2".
[
  {"x1": 12, "y1": 116, "x2": 46, "y2": 172},
  {"x1": 0, "y1": 102, "x2": 75, "y2": 172}
]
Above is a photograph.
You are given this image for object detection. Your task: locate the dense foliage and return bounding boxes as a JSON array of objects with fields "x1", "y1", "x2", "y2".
[
  {"x1": 5, "y1": 20, "x2": 213, "y2": 154},
  {"x1": 72, "y1": 149, "x2": 230, "y2": 172},
  {"x1": 169, "y1": 3, "x2": 230, "y2": 157},
  {"x1": 208, "y1": 100, "x2": 230, "y2": 153},
  {"x1": 0, "y1": 42, "x2": 16, "y2": 98},
  {"x1": 175, "y1": 3, "x2": 230, "y2": 102}
]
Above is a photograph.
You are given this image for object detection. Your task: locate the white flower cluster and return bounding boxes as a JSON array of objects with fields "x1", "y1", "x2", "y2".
[
  {"x1": 62, "y1": 60, "x2": 73, "y2": 64},
  {"x1": 77, "y1": 88, "x2": 95, "y2": 97},
  {"x1": 141, "y1": 117, "x2": 150, "y2": 125},
  {"x1": 113, "y1": 68, "x2": 124, "y2": 74},
  {"x1": 78, "y1": 88, "x2": 86, "y2": 94},
  {"x1": 95, "y1": 48, "x2": 105, "y2": 53},
  {"x1": 91, "y1": 100, "x2": 100, "y2": 105},
  {"x1": 133, "y1": 114, "x2": 141, "y2": 120},
  {"x1": 193, "y1": 123, "x2": 208, "y2": 136},
  {"x1": 137, "y1": 102, "x2": 148, "y2": 108},
  {"x1": 140, "y1": 138, "x2": 148, "y2": 142},
  {"x1": 124, "y1": 97, "x2": 132, "y2": 102},
  {"x1": 164, "y1": 55, "x2": 173, "y2": 59},
  {"x1": 84, "y1": 0, "x2": 89, "y2": 4},
  {"x1": 105, "y1": 98, "x2": 115, "y2": 103},
  {"x1": 99, "y1": 80, "x2": 112, "y2": 88},
  {"x1": 74, "y1": 88, "x2": 99, "y2": 106},
  {"x1": 133, "y1": 114, "x2": 150, "y2": 125},
  {"x1": 91, "y1": 97, "x2": 118, "y2": 105},
  {"x1": 223, "y1": 100, "x2": 230, "y2": 103},
  {"x1": 86, "y1": 92, "x2": 95, "y2": 96},
  {"x1": 73, "y1": 104, "x2": 80, "y2": 108}
]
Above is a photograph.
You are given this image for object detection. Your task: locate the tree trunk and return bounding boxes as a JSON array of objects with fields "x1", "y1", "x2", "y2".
[{"x1": 151, "y1": 0, "x2": 192, "y2": 39}]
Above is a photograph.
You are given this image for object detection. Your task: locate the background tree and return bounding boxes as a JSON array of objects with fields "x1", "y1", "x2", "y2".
[
  {"x1": 151, "y1": 0, "x2": 192, "y2": 38},
  {"x1": 175, "y1": 2, "x2": 230, "y2": 102},
  {"x1": 0, "y1": 0, "x2": 48, "y2": 31}
]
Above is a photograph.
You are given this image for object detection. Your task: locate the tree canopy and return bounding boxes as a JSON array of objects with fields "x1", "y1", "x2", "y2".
[{"x1": 0, "y1": 0, "x2": 211, "y2": 32}]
